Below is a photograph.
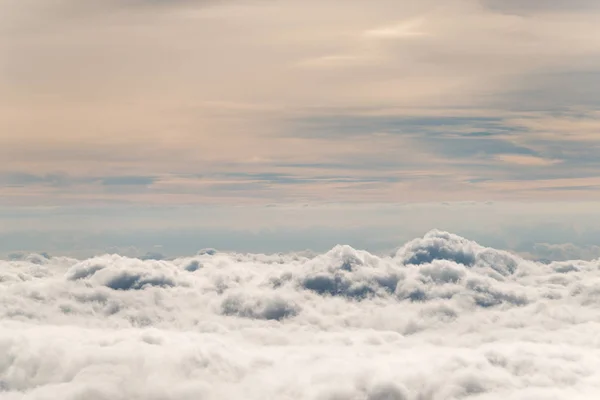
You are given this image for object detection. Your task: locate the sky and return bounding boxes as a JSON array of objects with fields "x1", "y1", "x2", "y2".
[
  {"x1": 2, "y1": 0, "x2": 600, "y2": 257},
  {"x1": 5, "y1": 4, "x2": 600, "y2": 398}
]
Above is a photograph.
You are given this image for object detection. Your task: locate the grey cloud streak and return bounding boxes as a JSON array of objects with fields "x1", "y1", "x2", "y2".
[
  {"x1": 481, "y1": 0, "x2": 600, "y2": 14},
  {"x1": 3, "y1": 230, "x2": 600, "y2": 398}
]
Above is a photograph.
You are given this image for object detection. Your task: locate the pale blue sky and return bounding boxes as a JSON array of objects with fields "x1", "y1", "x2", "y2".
[
  {"x1": 3, "y1": 202, "x2": 600, "y2": 261},
  {"x1": 2, "y1": 0, "x2": 600, "y2": 258}
]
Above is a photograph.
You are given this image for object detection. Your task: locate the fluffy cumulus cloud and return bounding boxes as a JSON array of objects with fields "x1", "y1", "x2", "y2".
[{"x1": 2, "y1": 230, "x2": 600, "y2": 399}]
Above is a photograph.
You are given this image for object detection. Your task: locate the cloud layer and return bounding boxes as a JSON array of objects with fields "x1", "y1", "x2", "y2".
[
  {"x1": 3, "y1": 230, "x2": 600, "y2": 399},
  {"x1": 3, "y1": 0, "x2": 600, "y2": 204}
]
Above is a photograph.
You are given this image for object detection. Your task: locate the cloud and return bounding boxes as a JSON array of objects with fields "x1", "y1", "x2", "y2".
[
  {"x1": 494, "y1": 154, "x2": 562, "y2": 166},
  {"x1": 3, "y1": 230, "x2": 600, "y2": 398},
  {"x1": 480, "y1": 0, "x2": 600, "y2": 15},
  {"x1": 0, "y1": 173, "x2": 79, "y2": 188},
  {"x1": 3, "y1": 0, "x2": 600, "y2": 205},
  {"x1": 526, "y1": 242, "x2": 600, "y2": 262},
  {"x1": 363, "y1": 18, "x2": 429, "y2": 39},
  {"x1": 0, "y1": 173, "x2": 158, "y2": 188},
  {"x1": 100, "y1": 176, "x2": 157, "y2": 186},
  {"x1": 220, "y1": 292, "x2": 300, "y2": 320}
]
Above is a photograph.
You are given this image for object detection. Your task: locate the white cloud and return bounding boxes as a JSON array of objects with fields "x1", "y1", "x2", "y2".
[{"x1": 3, "y1": 230, "x2": 600, "y2": 398}]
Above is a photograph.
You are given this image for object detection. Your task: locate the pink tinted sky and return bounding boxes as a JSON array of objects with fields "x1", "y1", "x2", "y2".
[{"x1": 2, "y1": 0, "x2": 600, "y2": 256}]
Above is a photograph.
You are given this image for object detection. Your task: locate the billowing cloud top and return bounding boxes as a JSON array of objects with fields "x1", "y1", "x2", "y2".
[{"x1": 3, "y1": 230, "x2": 600, "y2": 398}]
